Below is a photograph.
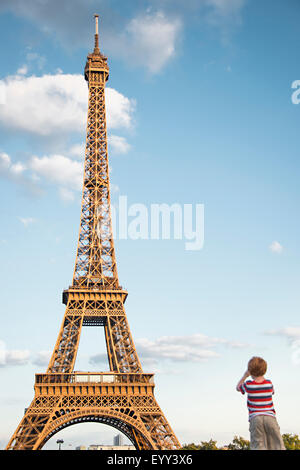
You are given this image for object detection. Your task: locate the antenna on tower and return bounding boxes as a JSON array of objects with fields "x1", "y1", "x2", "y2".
[{"x1": 94, "y1": 14, "x2": 100, "y2": 54}]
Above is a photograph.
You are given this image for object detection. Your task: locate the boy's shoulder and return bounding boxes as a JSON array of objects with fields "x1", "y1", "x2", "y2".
[{"x1": 245, "y1": 378, "x2": 273, "y2": 386}]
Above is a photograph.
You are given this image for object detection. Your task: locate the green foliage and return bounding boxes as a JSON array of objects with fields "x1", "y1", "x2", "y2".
[
  {"x1": 183, "y1": 433, "x2": 300, "y2": 450},
  {"x1": 182, "y1": 439, "x2": 218, "y2": 450},
  {"x1": 282, "y1": 434, "x2": 300, "y2": 450},
  {"x1": 198, "y1": 439, "x2": 219, "y2": 450},
  {"x1": 181, "y1": 443, "x2": 202, "y2": 450},
  {"x1": 227, "y1": 435, "x2": 250, "y2": 450}
]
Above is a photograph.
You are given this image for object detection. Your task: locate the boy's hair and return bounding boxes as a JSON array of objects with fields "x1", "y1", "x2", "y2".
[{"x1": 248, "y1": 356, "x2": 267, "y2": 377}]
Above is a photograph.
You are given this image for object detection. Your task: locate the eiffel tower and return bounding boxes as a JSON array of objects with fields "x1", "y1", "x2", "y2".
[{"x1": 6, "y1": 15, "x2": 181, "y2": 451}]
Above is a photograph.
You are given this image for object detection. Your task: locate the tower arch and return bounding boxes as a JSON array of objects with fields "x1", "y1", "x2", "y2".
[{"x1": 35, "y1": 408, "x2": 153, "y2": 450}]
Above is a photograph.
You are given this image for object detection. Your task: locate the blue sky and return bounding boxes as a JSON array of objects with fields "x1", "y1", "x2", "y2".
[{"x1": 0, "y1": 0, "x2": 300, "y2": 449}]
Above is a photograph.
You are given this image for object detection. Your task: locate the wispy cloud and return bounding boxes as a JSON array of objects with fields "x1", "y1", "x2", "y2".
[
  {"x1": 88, "y1": 332, "x2": 249, "y2": 369},
  {"x1": 135, "y1": 333, "x2": 248, "y2": 364},
  {"x1": 108, "y1": 135, "x2": 131, "y2": 155},
  {"x1": 121, "y1": 11, "x2": 182, "y2": 73},
  {"x1": 0, "y1": 152, "x2": 42, "y2": 196},
  {"x1": 204, "y1": 0, "x2": 246, "y2": 43},
  {"x1": 0, "y1": 331, "x2": 249, "y2": 370},
  {"x1": 16, "y1": 64, "x2": 28, "y2": 76},
  {"x1": 0, "y1": 73, "x2": 135, "y2": 137},
  {"x1": 0, "y1": 2, "x2": 182, "y2": 74},
  {"x1": 89, "y1": 353, "x2": 108, "y2": 366},
  {"x1": 0, "y1": 0, "x2": 246, "y2": 76},
  {"x1": 32, "y1": 350, "x2": 52, "y2": 367},
  {"x1": 68, "y1": 143, "x2": 85, "y2": 160},
  {"x1": 58, "y1": 187, "x2": 76, "y2": 203},
  {"x1": 0, "y1": 341, "x2": 30, "y2": 367},
  {"x1": 0, "y1": 152, "x2": 25, "y2": 177},
  {"x1": 265, "y1": 327, "x2": 300, "y2": 365},
  {"x1": 150, "y1": 0, "x2": 247, "y2": 44},
  {"x1": 18, "y1": 217, "x2": 35, "y2": 227},
  {"x1": 0, "y1": 342, "x2": 51, "y2": 368},
  {"x1": 29, "y1": 154, "x2": 83, "y2": 191},
  {"x1": 205, "y1": 0, "x2": 246, "y2": 22},
  {"x1": 0, "y1": 150, "x2": 82, "y2": 201},
  {"x1": 136, "y1": 335, "x2": 220, "y2": 363},
  {"x1": 265, "y1": 326, "x2": 300, "y2": 343},
  {"x1": 269, "y1": 240, "x2": 283, "y2": 254}
]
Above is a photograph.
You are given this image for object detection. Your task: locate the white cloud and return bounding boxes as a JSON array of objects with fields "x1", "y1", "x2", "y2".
[
  {"x1": 0, "y1": 2, "x2": 182, "y2": 73},
  {"x1": 10, "y1": 162, "x2": 26, "y2": 175},
  {"x1": 59, "y1": 187, "x2": 76, "y2": 203},
  {"x1": 266, "y1": 327, "x2": 300, "y2": 342},
  {"x1": 269, "y1": 241, "x2": 283, "y2": 254},
  {"x1": 32, "y1": 350, "x2": 52, "y2": 367},
  {"x1": 0, "y1": 341, "x2": 30, "y2": 367},
  {"x1": 136, "y1": 337, "x2": 219, "y2": 363},
  {"x1": 110, "y1": 183, "x2": 120, "y2": 194},
  {"x1": 0, "y1": 74, "x2": 86, "y2": 136},
  {"x1": 68, "y1": 142, "x2": 85, "y2": 159},
  {"x1": 0, "y1": 1, "x2": 246, "y2": 75},
  {"x1": 106, "y1": 88, "x2": 136, "y2": 130},
  {"x1": 25, "y1": 51, "x2": 46, "y2": 70},
  {"x1": 0, "y1": 342, "x2": 51, "y2": 368},
  {"x1": 0, "y1": 152, "x2": 40, "y2": 194},
  {"x1": 205, "y1": 0, "x2": 246, "y2": 23},
  {"x1": 0, "y1": 73, "x2": 135, "y2": 137},
  {"x1": 29, "y1": 154, "x2": 83, "y2": 191},
  {"x1": 17, "y1": 65, "x2": 28, "y2": 76},
  {"x1": 0, "y1": 148, "x2": 119, "y2": 202},
  {"x1": 134, "y1": 333, "x2": 248, "y2": 364},
  {"x1": 204, "y1": 0, "x2": 246, "y2": 44},
  {"x1": 89, "y1": 353, "x2": 108, "y2": 366},
  {"x1": 0, "y1": 71, "x2": 135, "y2": 200},
  {"x1": 0, "y1": 152, "x2": 11, "y2": 169},
  {"x1": 18, "y1": 217, "x2": 35, "y2": 227},
  {"x1": 123, "y1": 11, "x2": 182, "y2": 73},
  {"x1": 265, "y1": 327, "x2": 300, "y2": 365},
  {"x1": 206, "y1": 0, "x2": 245, "y2": 14},
  {"x1": 108, "y1": 135, "x2": 131, "y2": 155},
  {"x1": 88, "y1": 333, "x2": 248, "y2": 369}
]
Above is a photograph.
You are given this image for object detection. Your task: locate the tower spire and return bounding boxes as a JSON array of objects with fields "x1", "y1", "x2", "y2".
[{"x1": 94, "y1": 14, "x2": 100, "y2": 54}]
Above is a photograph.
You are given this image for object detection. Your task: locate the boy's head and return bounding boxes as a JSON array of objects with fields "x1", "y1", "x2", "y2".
[{"x1": 248, "y1": 356, "x2": 267, "y2": 377}]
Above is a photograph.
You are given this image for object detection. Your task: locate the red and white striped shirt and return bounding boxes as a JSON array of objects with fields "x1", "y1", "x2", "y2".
[{"x1": 238, "y1": 379, "x2": 276, "y2": 420}]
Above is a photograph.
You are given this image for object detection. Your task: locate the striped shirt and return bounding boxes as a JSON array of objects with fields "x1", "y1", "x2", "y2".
[{"x1": 238, "y1": 379, "x2": 276, "y2": 420}]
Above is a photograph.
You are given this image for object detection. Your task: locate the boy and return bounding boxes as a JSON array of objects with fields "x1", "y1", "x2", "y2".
[{"x1": 236, "y1": 356, "x2": 285, "y2": 450}]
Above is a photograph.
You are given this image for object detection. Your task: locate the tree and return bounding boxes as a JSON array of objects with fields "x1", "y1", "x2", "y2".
[
  {"x1": 181, "y1": 443, "x2": 202, "y2": 450},
  {"x1": 182, "y1": 433, "x2": 300, "y2": 451},
  {"x1": 182, "y1": 440, "x2": 219, "y2": 450},
  {"x1": 282, "y1": 434, "x2": 300, "y2": 450},
  {"x1": 198, "y1": 439, "x2": 219, "y2": 450},
  {"x1": 227, "y1": 435, "x2": 250, "y2": 450}
]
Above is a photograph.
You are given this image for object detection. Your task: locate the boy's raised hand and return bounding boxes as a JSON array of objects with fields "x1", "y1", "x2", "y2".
[{"x1": 236, "y1": 370, "x2": 250, "y2": 392}]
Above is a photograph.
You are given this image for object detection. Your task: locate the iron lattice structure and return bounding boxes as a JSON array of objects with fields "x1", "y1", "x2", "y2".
[{"x1": 6, "y1": 16, "x2": 181, "y2": 451}]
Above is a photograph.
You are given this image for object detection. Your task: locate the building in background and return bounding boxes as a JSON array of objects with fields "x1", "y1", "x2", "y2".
[
  {"x1": 88, "y1": 444, "x2": 135, "y2": 450},
  {"x1": 75, "y1": 434, "x2": 135, "y2": 450},
  {"x1": 113, "y1": 434, "x2": 124, "y2": 446}
]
